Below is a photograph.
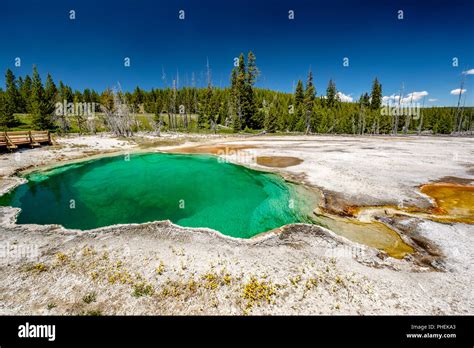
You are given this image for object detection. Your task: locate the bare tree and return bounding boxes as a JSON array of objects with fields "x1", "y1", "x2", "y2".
[
  {"x1": 169, "y1": 79, "x2": 177, "y2": 130},
  {"x1": 403, "y1": 92, "x2": 414, "y2": 134},
  {"x1": 100, "y1": 84, "x2": 135, "y2": 137},
  {"x1": 86, "y1": 115, "x2": 96, "y2": 134},
  {"x1": 458, "y1": 94, "x2": 467, "y2": 133},
  {"x1": 417, "y1": 96, "x2": 425, "y2": 135},
  {"x1": 152, "y1": 66, "x2": 167, "y2": 136},
  {"x1": 357, "y1": 103, "x2": 366, "y2": 135},
  {"x1": 453, "y1": 75, "x2": 466, "y2": 133},
  {"x1": 52, "y1": 111, "x2": 70, "y2": 134},
  {"x1": 393, "y1": 83, "x2": 404, "y2": 135}
]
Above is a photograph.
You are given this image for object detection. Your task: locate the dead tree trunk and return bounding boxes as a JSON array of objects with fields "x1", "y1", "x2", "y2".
[
  {"x1": 394, "y1": 83, "x2": 404, "y2": 135},
  {"x1": 100, "y1": 84, "x2": 135, "y2": 137},
  {"x1": 404, "y1": 93, "x2": 414, "y2": 134},
  {"x1": 417, "y1": 96, "x2": 425, "y2": 135}
]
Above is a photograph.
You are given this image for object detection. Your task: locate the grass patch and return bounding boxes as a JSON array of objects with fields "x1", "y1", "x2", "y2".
[
  {"x1": 241, "y1": 276, "x2": 276, "y2": 312},
  {"x1": 132, "y1": 282, "x2": 155, "y2": 297},
  {"x1": 56, "y1": 252, "x2": 69, "y2": 263},
  {"x1": 28, "y1": 262, "x2": 48, "y2": 273},
  {"x1": 82, "y1": 292, "x2": 97, "y2": 304},
  {"x1": 155, "y1": 261, "x2": 165, "y2": 275},
  {"x1": 305, "y1": 277, "x2": 318, "y2": 290},
  {"x1": 289, "y1": 275, "x2": 302, "y2": 287}
]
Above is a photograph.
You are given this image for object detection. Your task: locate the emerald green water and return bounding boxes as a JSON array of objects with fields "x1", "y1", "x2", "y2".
[{"x1": 0, "y1": 153, "x2": 315, "y2": 238}]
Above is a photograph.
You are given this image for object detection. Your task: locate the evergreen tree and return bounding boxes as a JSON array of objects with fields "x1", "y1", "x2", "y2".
[
  {"x1": 326, "y1": 79, "x2": 337, "y2": 108},
  {"x1": 199, "y1": 83, "x2": 212, "y2": 128},
  {"x1": 31, "y1": 66, "x2": 53, "y2": 130},
  {"x1": 73, "y1": 90, "x2": 83, "y2": 103},
  {"x1": 19, "y1": 75, "x2": 32, "y2": 113},
  {"x1": 209, "y1": 89, "x2": 220, "y2": 128},
  {"x1": 1, "y1": 64, "x2": 465, "y2": 135},
  {"x1": 303, "y1": 70, "x2": 316, "y2": 132},
  {"x1": 59, "y1": 81, "x2": 73, "y2": 103},
  {"x1": 264, "y1": 98, "x2": 278, "y2": 132},
  {"x1": 317, "y1": 108, "x2": 331, "y2": 133},
  {"x1": 310, "y1": 102, "x2": 322, "y2": 132},
  {"x1": 230, "y1": 66, "x2": 240, "y2": 132},
  {"x1": 236, "y1": 54, "x2": 246, "y2": 128},
  {"x1": 293, "y1": 80, "x2": 305, "y2": 131},
  {"x1": 278, "y1": 96, "x2": 291, "y2": 131},
  {"x1": 17, "y1": 76, "x2": 25, "y2": 113},
  {"x1": 0, "y1": 89, "x2": 6, "y2": 128},
  {"x1": 246, "y1": 51, "x2": 260, "y2": 128},
  {"x1": 44, "y1": 73, "x2": 58, "y2": 115},
  {"x1": 100, "y1": 88, "x2": 114, "y2": 111},
  {"x1": 247, "y1": 51, "x2": 258, "y2": 85},
  {"x1": 91, "y1": 90, "x2": 100, "y2": 103},
  {"x1": 433, "y1": 110, "x2": 453, "y2": 134},
  {"x1": 370, "y1": 78, "x2": 382, "y2": 110},
  {"x1": 368, "y1": 79, "x2": 383, "y2": 134},
  {"x1": 1, "y1": 69, "x2": 18, "y2": 127},
  {"x1": 228, "y1": 52, "x2": 260, "y2": 130},
  {"x1": 132, "y1": 86, "x2": 144, "y2": 111},
  {"x1": 295, "y1": 80, "x2": 304, "y2": 105},
  {"x1": 83, "y1": 89, "x2": 92, "y2": 103},
  {"x1": 217, "y1": 97, "x2": 227, "y2": 125},
  {"x1": 360, "y1": 93, "x2": 370, "y2": 108}
]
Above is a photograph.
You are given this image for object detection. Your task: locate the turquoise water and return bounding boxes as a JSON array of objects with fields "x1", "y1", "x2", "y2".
[{"x1": 0, "y1": 153, "x2": 315, "y2": 238}]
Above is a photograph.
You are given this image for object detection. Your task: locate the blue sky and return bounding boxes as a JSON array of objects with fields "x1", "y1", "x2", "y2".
[{"x1": 1, "y1": 0, "x2": 473, "y2": 106}]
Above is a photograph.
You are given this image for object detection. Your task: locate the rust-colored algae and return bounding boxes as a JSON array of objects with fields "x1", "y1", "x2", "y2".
[
  {"x1": 420, "y1": 182, "x2": 474, "y2": 223},
  {"x1": 256, "y1": 156, "x2": 303, "y2": 168}
]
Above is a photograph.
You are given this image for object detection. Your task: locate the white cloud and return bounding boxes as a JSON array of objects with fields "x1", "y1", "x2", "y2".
[
  {"x1": 382, "y1": 94, "x2": 400, "y2": 104},
  {"x1": 450, "y1": 88, "x2": 467, "y2": 95},
  {"x1": 336, "y1": 92, "x2": 353, "y2": 102},
  {"x1": 462, "y1": 68, "x2": 474, "y2": 75},
  {"x1": 382, "y1": 91, "x2": 428, "y2": 104},
  {"x1": 400, "y1": 91, "x2": 428, "y2": 103},
  {"x1": 428, "y1": 98, "x2": 438, "y2": 102}
]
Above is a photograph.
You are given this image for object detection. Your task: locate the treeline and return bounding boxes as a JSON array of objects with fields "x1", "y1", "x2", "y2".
[{"x1": 0, "y1": 54, "x2": 472, "y2": 135}]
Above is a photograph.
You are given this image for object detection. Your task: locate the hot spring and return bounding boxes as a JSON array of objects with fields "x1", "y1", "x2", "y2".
[{"x1": 0, "y1": 153, "x2": 316, "y2": 238}]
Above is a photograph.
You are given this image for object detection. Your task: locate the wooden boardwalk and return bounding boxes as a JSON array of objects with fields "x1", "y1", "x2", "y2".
[{"x1": 0, "y1": 131, "x2": 52, "y2": 150}]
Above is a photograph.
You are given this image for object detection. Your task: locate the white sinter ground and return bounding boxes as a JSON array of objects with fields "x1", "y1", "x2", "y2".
[{"x1": 0, "y1": 133, "x2": 472, "y2": 314}]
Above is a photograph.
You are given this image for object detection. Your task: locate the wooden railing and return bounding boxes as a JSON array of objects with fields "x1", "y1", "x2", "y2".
[{"x1": 0, "y1": 131, "x2": 52, "y2": 150}]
